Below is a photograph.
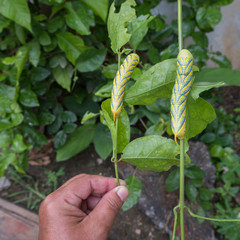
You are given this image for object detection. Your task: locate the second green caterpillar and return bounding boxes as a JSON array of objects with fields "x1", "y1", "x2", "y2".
[
  {"x1": 111, "y1": 53, "x2": 139, "y2": 121},
  {"x1": 171, "y1": 49, "x2": 193, "y2": 144}
]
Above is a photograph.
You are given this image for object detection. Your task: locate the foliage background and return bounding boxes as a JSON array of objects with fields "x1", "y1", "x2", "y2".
[{"x1": 0, "y1": 0, "x2": 240, "y2": 239}]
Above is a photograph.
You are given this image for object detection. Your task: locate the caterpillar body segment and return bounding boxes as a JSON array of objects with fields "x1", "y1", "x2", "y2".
[
  {"x1": 171, "y1": 49, "x2": 193, "y2": 145},
  {"x1": 111, "y1": 53, "x2": 140, "y2": 121}
]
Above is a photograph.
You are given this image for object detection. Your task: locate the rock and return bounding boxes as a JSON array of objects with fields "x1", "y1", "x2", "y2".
[
  {"x1": 119, "y1": 141, "x2": 216, "y2": 240},
  {"x1": 0, "y1": 177, "x2": 11, "y2": 191}
]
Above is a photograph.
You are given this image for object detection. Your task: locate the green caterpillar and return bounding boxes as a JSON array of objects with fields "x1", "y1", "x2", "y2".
[
  {"x1": 111, "y1": 53, "x2": 139, "y2": 121},
  {"x1": 171, "y1": 49, "x2": 193, "y2": 145}
]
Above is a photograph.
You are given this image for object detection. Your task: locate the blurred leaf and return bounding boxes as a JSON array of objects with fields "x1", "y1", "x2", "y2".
[
  {"x1": 93, "y1": 123, "x2": 112, "y2": 160},
  {"x1": 206, "y1": 6, "x2": 222, "y2": 28},
  {"x1": 31, "y1": 67, "x2": 51, "y2": 82},
  {"x1": 128, "y1": 14, "x2": 155, "y2": 50},
  {"x1": 38, "y1": 109, "x2": 56, "y2": 125},
  {"x1": 61, "y1": 111, "x2": 77, "y2": 123},
  {"x1": 121, "y1": 135, "x2": 190, "y2": 172},
  {"x1": 76, "y1": 48, "x2": 107, "y2": 72},
  {"x1": 57, "y1": 32, "x2": 88, "y2": 65},
  {"x1": 0, "y1": 0, "x2": 32, "y2": 32},
  {"x1": 56, "y1": 125, "x2": 96, "y2": 161},
  {"x1": 81, "y1": 111, "x2": 99, "y2": 124},
  {"x1": 101, "y1": 99, "x2": 130, "y2": 153},
  {"x1": 182, "y1": 20, "x2": 195, "y2": 37},
  {"x1": 22, "y1": 125, "x2": 48, "y2": 148},
  {"x1": 12, "y1": 134, "x2": 27, "y2": 153},
  {"x1": 185, "y1": 166, "x2": 205, "y2": 179},
  {"x1": 15, "y1": 24, "x2": 26, "y2": 44},
  {"x1": 196, "y1": 7, "x2": 211, "y2": 31},
  {"x1": 28, "y1": 41, "x2": 41, "y2": 67},
  {"x1": 0, "y1": 131, "x2": 11, "y2": 148},
  {"x1": 63, "y1": 123, "x2": 77, "y2": 134},
  {"x1": 65, "y1": 2, "x2": 91, "y2": 35},
  {"x1": 186, "y1": 181, "x2": 197, "y2": 201},
  {"x1": 52, "y1": 66, "x2": 72, "y2": 92},
  {"x1": 23, "y1": 110, "x2": 39, "y2": 126},
  {"x1": 199, "y1": 188, "x2": 213, "y2": 201},
  {"x1": 122, "y1": 176, "x2": 142, "y2": 211},
  {"x1": 15, "y1": 46, "x2": 29, "y2": 81},
  {"x1": 107, "y1": 0, "x2": 136, "y2": 53},
  {"x1": 200, "y1": 132, "x2": 216, "y2": 144},
  {"x1": 39, "y1": 31, "x2": 51, "y2": 46},
  {"x1": 192, "y1": 31, "x2": 208, "y2": 48},
  {"x1": 102, "y1": 64, "x2": 118, "y2": 79},
  {"x1": 195, "y1": 68, "x2": 240, "y2": 86},
  {"x1": 48, "y1": 15, "x2": 65, "y2": 33},
  {"x1": 54, "y1": 130, "x2": 67, "y2": 149},
  {"x1": 0, "y1": 16, "x2": 10, "y2": 33},
  {"x1": 94, "y1": 81, "x2": 112, "y2": 98},
  {"x1": 81, "y1": 0, "x2": 108, "y2": 22},
  {"x1": 211, "y1": 55, "x2": 232, "y2": 69},
  {"x1": 165, "y1": 168, "x2": 180, "y2": 192},
  {"x1": 20, "y1": 89, "x2": 39, "y2": 107}
]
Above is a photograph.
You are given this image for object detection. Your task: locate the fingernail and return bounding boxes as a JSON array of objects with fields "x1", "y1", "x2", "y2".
[
  {"x1": 119, "y1": 179, "x2": 126, "y2": 186},
  {"x1": 116, "y1": 186, "x2": 129, "y2": 202}
]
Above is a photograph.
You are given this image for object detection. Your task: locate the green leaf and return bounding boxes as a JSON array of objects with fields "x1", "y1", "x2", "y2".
[
  {"x1": 54, "y1": 130, "x2": 67, "y2": 149},
  {"x1": 196, "y1": 7, "x2": 211, "y2": 31},
  {"x1": 125, "y1": 59, "x2": 177, "y2": 105},
  {"x1": 165, "y1": 168, "x2": 180, "y2": 192},
  {"x1": 22, "y1": 125, "x2": 48, "y2": 148},
  {"x1": 15, "y1": 23, "x2": 26, "y2": 44},
  {"x1": 185, "y1": 166, "x2": 205, "y2": 179},
  {"x1": 81, "y1": 111, "x2": 99, "y2": 124},
  {"x1": 0, "y1": 131, "x2": 11, "y2": 148},
  {"x1": 122, "y1": 176, "x2": 142, "y2": 211},
  {"x1": 19, "y1": 89, "x2": 39, "y2": 107},
  {"x1": 206, "y1": 6, "x2": 222, "y2": 28},
  {"x1": 48, "y1": 15, "x2": 65, "y2": 33},
  {"x1": 121, "y1": 135, "x2": 190, "y2": 172},
  {"x1": 39, "y1": 30, "x2": 51, "y2": 46},
  {"x1": 211, "y1": 55, "x2": 232, "y2": 69},
  {"x1": 101, "y1": 99, "x2": 130, "y2": 153},
  {"x1": 107, "y1": 0, "x2": 136, "y2": 53},
  {"x1": 200, "y1": 132, "x2": 216, "y2": 144},
  {"x1": 0, "y1": 152, "x2": 17, "y2": 177},
  {"x1": 0, "y1": 0, "x2": 32, "y2": 32},
  {"x1": 15, "y1": 46, "x2": 29, "y2": 81},
  {"x1": 61, "y1": 111, "x2": 77, "y2": 123},
  {"x1": 52, "y1": 66, "x2": 72, "y2": 92},
  {"x1": 199, "y1": 188, "x2": 213, "y2": 201},
  {"x1": 38, "y1": 109, "x2": 56, "y2": 125},
  {"x1": 94, "y1": 81, "x2": 112, "y2": 98},
  {"x1": 195, "y1": 68, "x2": 240, "y2": 86},
  {"x1": 192, "y1": 32, "x2": 208, "y2": 48},
  {"x1": 31, "y1": 67, "x2": 51, "y2": 82},
  {"x1": 23, "y1": 110, "x2": 39, "y2": 126},
  {"x1": 0, "y1": 16, "x2": 10, "y2": 33},
  {"x1": 81, "y1": 0, "x2": 108, "y2": 22},
  {"x1": 190, "y1": 81, "x2": 224, "y2": 100},
  {"x1": 186, "y1": 97, "x2": 216, "y2": 140},
  {"x1": 76, "y1": 48, "x2": 107, "y2": 72},
  {"x1": 65, "y1": 2, "x2": 91, "y2": 35},
  {"x1": 62, "y1": 123, "x2": 77, "y2": 134},
  {"x1": 12, "y1": 134, "x2": 27, "y2": 153},
  {"x1": 102, "y1": 64, "x2": 118, "y2": 79},
  {"x1": 93, "y1": 123, "x2": 112, "y2": 160},
  {"x1": 56, "y1": 124, "x2": 96, "y2": 161},
  {"x1": 57, "y1": 32, "x2": 88, "y2": 65},
  {"x1": 128, "y1": 14, "x2": 155, "y2": 50},
  {"x1": 186, "y1": 181, "x2": 197, "y2": 201},
  {"x1": 28, "y1": 41, "x2": 41, "y2": 67}
]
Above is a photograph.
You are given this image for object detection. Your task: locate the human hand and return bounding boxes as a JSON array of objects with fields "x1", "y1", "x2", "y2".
[{"x1": 38, "y1": 174, "x2": 129, "y2": 240}]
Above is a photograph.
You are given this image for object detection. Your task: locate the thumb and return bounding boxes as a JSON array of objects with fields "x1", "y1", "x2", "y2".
[{"x1": 86, "y1": 186, "x2": 129, "y2": 233}]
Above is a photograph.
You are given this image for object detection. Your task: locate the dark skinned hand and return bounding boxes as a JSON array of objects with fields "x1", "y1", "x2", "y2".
[{"x1": 38, "y1": 174, "x2": 129, "y2": 240}]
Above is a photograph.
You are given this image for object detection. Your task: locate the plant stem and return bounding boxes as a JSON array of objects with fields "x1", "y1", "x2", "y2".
[
  {"x1": 172, "y1": 204, "x2": 180, "y2": 240},
  {"x1": 112, "y1": 52, "x2": 122, "y2": 186},
  {"x1": 178, "y1": 0, "x2": 183, "y2": 51},
  {"x1": 114, "y1": 117, "x2": 120, "y2": 186},
  {"x1": 179, "y1": 139, "x2": 185, "y2": 240}
]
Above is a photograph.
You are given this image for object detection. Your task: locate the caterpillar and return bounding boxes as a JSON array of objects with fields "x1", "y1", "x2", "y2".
[
  {"x1": 170, "y1": 49, "x2": 193, "y2": 145},
  {"x1": 111, "y1": 53, "x2": 140, "y2": 121}
]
